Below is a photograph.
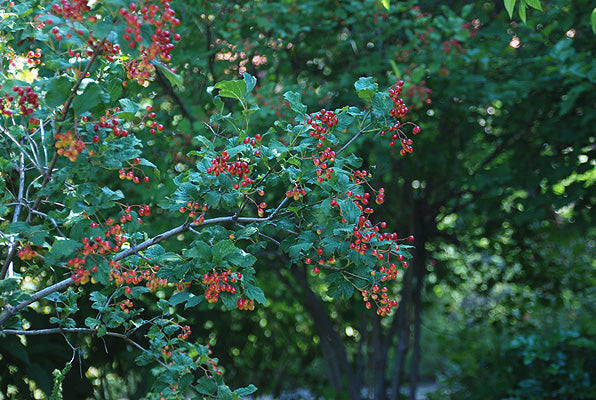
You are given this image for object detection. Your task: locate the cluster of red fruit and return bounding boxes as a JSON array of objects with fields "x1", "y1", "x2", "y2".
[
  {"x1": 119, "y1": 158, "x2": 150, "y2": 184},
  {"x1": 120, "y1": 298, "x2": 134, "y2": 313},
  {"x1": 90, "y1": 107, "x2": 130, "y2": 138},
  {"x1": 17, "y1": 246, "x2": 39, "y2": 261},
  {"x1": 56, "y1": 130, "x2": 86, "y2": 162},
  {"x1": 206, "y1": 151, "x2": 255, "y2": 188},
  {"x1": 380, "y1": 81, "x2": 422, "y2": 156},
  {"x1": 362, "y1": 284, "x2": 398, "y2": 316},
  {"x1": 304, "y1": 247, "x2": 336, "y2": 275},
  {"x1": 306, "y1": 109, "x2": 338, "y2": 147},
  {"x1": 114, "y1": 268, "x2": 168, "y2": 291},
  {"x1": 313, "y1": 147, "x2": 336, "y2": 183},
  {"x1": 179, "y1": 201, "x2": 208, "y2": 225},
  {"x1": 241, "y1": 133, "x2": 262, "y2": 147},
  {"x1": 177, "y1": 324, "x2": 191, "y2": 340},
  {"x1": 118, "y1": 1, "x2": 181, "y2": 83},
  {"x1": 236, "y1": 297, "x2": 255, "y2": 311},
  {"x1": 201, "y1": 270, "x2": 239, "y2": 303},
  {"x1": 350, "y1": 170, "x2": 372, "y2": 186},
  {"x1": 286, "y1": 185, "x2": 307, "y2": 200},
  {"x1": 118, "y1": 204, "x2": 152, "y2": 224},
  {"x1": 144, "y1": 106, "x2": 165, "y2": 133},
  {"x1": 442, "y1": 39, "x2": 467, "y2": 55},
  {"x1": 25, "y1": 50, "x2": 42, "y2": 65},
  {"x1": 0, "y1": 85, "x2": 39, "y2": 117},
  {"x1": 49, "y1": 0, "x2": 90, "y2": 22},
  {"x1": 405, "y1": 80, "x2": 433, "y2": 105}
]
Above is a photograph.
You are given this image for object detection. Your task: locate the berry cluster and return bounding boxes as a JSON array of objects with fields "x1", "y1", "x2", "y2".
[
  {"x1": 114, "y1": 268, "x2": 168, "y2": 291},
  {"x1": 25, "y1": 51, "x2": 42, "y2": 66},
  {"x1": 286, "y1": 185, "x2": 307, "y2": 200},
  {"x1": 388, "y1": 81, "x2": 409, "y2": 118},
  {"x1": 405, "y1": 80, "x2": 432, "y2": 105},
  {"x1": 17, "y1": 246, "x2": 39, "y2": 261},
  {"x1": 257, "y1": 202, "x2": 267, "y2": 217},
  {"x1": 177, "y1": 324, "x2": 191, "y2": 340},
  {"x1": 91, "y1": 107, "x2": 130, "y2": 138},
  {"x1": 0, "y1": 85, "x2": 39, "y2": 117},
  {"x1": 242, "y1": 133, "x2": 262, "y2": 147},
  {"x1": 120, "y1": 298, "x2": 134, "y2": 313},
  {"x1": 118, "y1": 1, "x2": 181, "y2": 84},
  {"x1": 206, "y1": 151, "x2": 254, "y2": 188},
  {"x1": 55, "y1": 130, "x2": 86, "y2": 162},
  {"x1": 50, "y1": 0, "x2": 90, "y2": 22},
  {"x1": 304, "y1": 247, "x2": 336, "y2": 275},
  {"x1": 236, "y1": 297, "x2": 255, "y2": 311},
  {"x1": 442, "y1": 39, "x2": 467, "y2": 55},
  {"x1": 361, "y1": 284, "x2": 398, "y2": 316},
  {"x1": 201, "y1": 270, "x2": 239, "y2": 303},
  {"x1": 313, "y1": 147, "x2": 336, "y2": 183},
  {"x1": 351, "y1": 170, "x2": 372, "y2": 186},
  {"x1": 118, "y1": 158, "x2": 150, "y2": 184},
  {"x1": 306, "y1": 109, "x2": 338, "y2": 147},
  {"x1": 118, "y1": 204, "x2": 152, "y2": 224},
  {"x1": 179, "y1": 201, "x2": 208, "y2": 225}
]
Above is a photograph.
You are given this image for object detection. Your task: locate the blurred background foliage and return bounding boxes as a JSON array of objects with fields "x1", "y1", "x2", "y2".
[{"x1": 2, "y1": 0, "x2": 595, "y2": 399}]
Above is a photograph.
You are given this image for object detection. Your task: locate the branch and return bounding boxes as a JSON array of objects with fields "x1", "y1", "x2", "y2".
[
  {"x1": 1, "y1": 152, "x2": 26, "y2": 279},
  {"x1": 0, "y1": 223, "x2": 191, "y2": 327},
  {"x1": 337, "y1": 122, "x2": 372, "y2": 155},
  {"x1": 27, "y1": 38, "x2": 107, "y2": 223},
  {"x1": 0, "y1": 327, "x2": 170, "y2": 370}
]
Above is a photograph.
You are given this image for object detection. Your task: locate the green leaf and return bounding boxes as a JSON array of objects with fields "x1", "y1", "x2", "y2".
[
  {"x1": 381, "y1": 0, "x2": 390, "y2": 11},
  {"x1": 169, "y1": 291, "x2": 191, "y2": 306},
  {"x1": 217, "y1": 385, "x2": 234, "y2": 400},
  {"x1": 243, "y1": 73, "x2": 256, "y2": 98},
  {"x1": 591, "y1": 8, "x2": 596, "y2": 34},
  {"x1": 212, "y1": 240, "x2": 236, "y2": 264},
  {"x1": 92, "y1": 258, "x2": 110, "y2": 285},
  {"x1": 235, "y1": 384, "x2": 258, "y2": 396},
  {"x1": 100, "y1": 186, "x2": 124, "y2": 201},
  {"x1": 46, "y1": 239, "x2": 81, "y2": 264},
  {"x1": 504, "y1": 0, "x2": 516, "y2": 18},
  {"x1": 184, "y1": 294, "x2": 203, "y2": 309},
  {"x1": 524, "y1": 0, "x2": 542, "y2": 10},
  {"x1": 338, "y1": 198, "x2": 361, "y2": 225},
  {"x1": 196, "y1": 377, "x2": 217, "y2": 395},
  {"x1": 244, "y1": 283, "x2": 267, "y2": 305},
  {"x1": 152, "y1": 60, "x2": 183, "y2": 89},
  {"x1": 72, "y1": 82, "x2": 101, "y2": 113},
  {"x1": 519, "y1": 2, "x2": 527, "y2": 22},
  {"x1": 372, "y1": 92, "x2": 393, "y2": 116},
  {"x1": 44, "y1": 76, "x2": 72, "y2": 108},
  {"x1": 214, "y1": 79, "x2": 247, "y2": 102},
  {"x1": 283, "y1": 91, "x2": 307, "y2": 114},
  {"x1": 354, "y1": 77, "x2": 378, "y2": 102}
]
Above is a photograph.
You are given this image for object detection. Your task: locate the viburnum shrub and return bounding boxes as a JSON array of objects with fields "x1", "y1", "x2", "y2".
[{"x1": 0, "y1": 1, "x2": 420, "y2": 399}]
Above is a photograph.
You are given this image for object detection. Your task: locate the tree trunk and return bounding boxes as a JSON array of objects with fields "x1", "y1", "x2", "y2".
[
  {"x1": 389, "y1": 264, "x2": 413, "y2": 400},
  {"x1": 408, "y1": 242, "x2": 427, "y2": 400},
  {"x1": 291, "y1": 267, "x2": 361, "y2": 400}
]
